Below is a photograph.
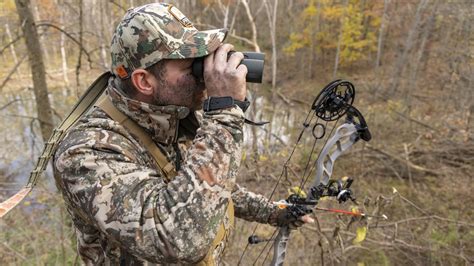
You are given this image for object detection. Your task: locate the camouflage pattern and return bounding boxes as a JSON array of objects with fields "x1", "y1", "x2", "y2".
[
  {"x1": 53, "y1": 78, "x2": 278, "y2": 265},
  {"x1": 110, "y1": 3, "x2": 227, "y2": 79}
]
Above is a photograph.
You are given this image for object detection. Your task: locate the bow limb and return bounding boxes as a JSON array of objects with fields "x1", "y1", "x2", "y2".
[{"x1": 309, "y1": 123, "x2": 360, "y2": 200}]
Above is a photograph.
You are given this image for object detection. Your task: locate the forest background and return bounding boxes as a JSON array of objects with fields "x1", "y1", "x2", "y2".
[{"x1": 0, "y1": 0, "x2": 472, "y2": 265}]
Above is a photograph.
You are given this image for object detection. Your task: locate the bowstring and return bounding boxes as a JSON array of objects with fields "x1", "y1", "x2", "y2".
[
  {"x1": 254, "y1": 228, "x2": 278, "y2": 266},
  {"x1": 259, "y1": 118, "x2": 342, "y2": 266},
  {"x1": 260, "y1": 230, "x2": 276, "y2": 265},
  {"x1": 237, "y1": 108, "x2": 316, "y2": 266},
  {"x1": 298, "y1": 118, "x2": 340, "y2": 191}
]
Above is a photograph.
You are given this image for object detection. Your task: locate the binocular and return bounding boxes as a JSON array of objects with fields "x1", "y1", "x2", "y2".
[{"x1": 192, "y1": 52, "x2": 265, "y2": 83}]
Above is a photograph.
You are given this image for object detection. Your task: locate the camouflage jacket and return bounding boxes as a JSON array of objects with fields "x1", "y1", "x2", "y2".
[{"x1": 53, "y1": 79, "x2": 277, "y2": 265}]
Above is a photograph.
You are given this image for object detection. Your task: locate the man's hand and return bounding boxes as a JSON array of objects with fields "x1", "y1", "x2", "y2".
[
  {"x1": 203, "y1": 44, "x2": 247, "y2": 101},
  {"x1": 269, "y1": 205, "x2": 315, "y2": 230}
]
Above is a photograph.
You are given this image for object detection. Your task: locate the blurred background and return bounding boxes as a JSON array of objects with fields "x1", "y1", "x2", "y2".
[{"x1": 0, "y1": 0, "x2": 472, "y2": 265}]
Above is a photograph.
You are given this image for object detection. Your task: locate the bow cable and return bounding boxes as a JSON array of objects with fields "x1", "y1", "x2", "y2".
[{"x1": 237, "y1": 105, "x2": 317, "y2": 265}]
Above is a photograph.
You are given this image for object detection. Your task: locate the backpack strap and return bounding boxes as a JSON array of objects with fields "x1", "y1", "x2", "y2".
[
  {"x1": 95, "y1": 96, "x2": 177, "y2": 181},
  {"x1": 0, "y1": 72, "x2": 111, "y2": 218}
]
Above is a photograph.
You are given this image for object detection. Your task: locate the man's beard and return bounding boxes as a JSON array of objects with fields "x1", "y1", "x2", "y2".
[{"x1": 152, "y1": 73, "x2": 206, "y2": 110}]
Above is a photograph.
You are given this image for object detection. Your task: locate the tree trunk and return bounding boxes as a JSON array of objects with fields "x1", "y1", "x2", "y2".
[
  {"x1": 389, "y1": 0, "x2": 428, "y2": 95},
  {"x1": 32, "y1": 2, "x2": 50, "y2": 65},
  {"x1": 333, "y1": 0, "x2": 349, "y2": 79},
  {"x1": 99, "y1": 0, "x2": 109, "y2": 70},
  {"x1": 75, "y1": 0, "x2": 84, "y2": 92},
  {"x1": 241, "y1": 0, "x2": 261, "y2": 52},
  {"x1": 264, "y1": 0, "x2": 278, "y2": 90},
  {"x1": 375, "y1": 0, "x2": 390, "y2": 72},
  {"x1": 15, "y1": 0, "x2": 54, "y2": 141},
  {"x1": 59, "y1": 7, "x2": 70, "y2": 92},
  {"x1": 408, "y1": 2, "x2": 438, "y2": 92},
  {"x1": 264, "y1": 0, "x2": 279, "y2": 145},
  {"x1": 309, "y1": 0, "x2": 321, "y2": 80},
  {"x1": 5, "y1": 24, "x2": 19, "y2": 69}
]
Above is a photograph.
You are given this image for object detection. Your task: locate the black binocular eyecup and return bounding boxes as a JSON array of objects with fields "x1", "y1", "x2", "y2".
[{"x1": 192, "y1": 52, "x2": 265, "y2": 83}]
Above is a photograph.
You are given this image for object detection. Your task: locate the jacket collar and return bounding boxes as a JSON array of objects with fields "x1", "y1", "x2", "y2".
[{"x1": 106, "y1": 79, "x2": 190, "y2": 145}]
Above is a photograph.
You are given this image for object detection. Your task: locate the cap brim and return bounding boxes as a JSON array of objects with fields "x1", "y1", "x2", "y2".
[{"x1": 167, "y1": 28, "x2": 227, "y2": 59}]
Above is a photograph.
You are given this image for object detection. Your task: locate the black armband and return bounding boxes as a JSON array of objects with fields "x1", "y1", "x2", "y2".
[{"x1": 203, "y1": 96, "x2": 250, "y2": 112}]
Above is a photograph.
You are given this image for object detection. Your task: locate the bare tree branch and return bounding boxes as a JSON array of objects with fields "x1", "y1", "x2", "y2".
[
  {"x1": 0, "y1": 55, "x2": 27, "y2": 93},
  {"x1": 0, "y1": 34, "x2": 23, "y2": 55},
  {"x1": 35, "y1": 22, "x2": 93, "y2": 67},
  {"x1": 108, "y1": 0, "x2": 127, "y2": 12}
]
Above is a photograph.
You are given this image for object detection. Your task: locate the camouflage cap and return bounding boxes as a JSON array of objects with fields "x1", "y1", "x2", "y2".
[{"x1": 110, "y1": 3, "x2": 227, "y2": 79}]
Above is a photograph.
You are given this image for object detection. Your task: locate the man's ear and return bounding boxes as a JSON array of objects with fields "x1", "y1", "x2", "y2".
[{"x1": 130, "y1": 69, "x2": 155, "y2": 96}]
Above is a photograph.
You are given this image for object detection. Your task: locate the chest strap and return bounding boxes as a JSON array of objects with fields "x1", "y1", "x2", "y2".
[{"x1": 95, "y1": 96, "x2": 177, "y2": 180}]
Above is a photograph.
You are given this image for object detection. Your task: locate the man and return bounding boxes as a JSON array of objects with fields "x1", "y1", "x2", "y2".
[{"x1": 54, "y1": 3, "x2": 311, "y2": 265}]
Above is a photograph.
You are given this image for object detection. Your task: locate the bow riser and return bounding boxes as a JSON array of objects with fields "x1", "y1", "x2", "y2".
[{"x1": 270, "y1": 226, "x2": 289, "y2": 266}]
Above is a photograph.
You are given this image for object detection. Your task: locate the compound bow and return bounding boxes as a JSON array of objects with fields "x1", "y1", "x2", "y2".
[{"x1": 238, "y1": 80, "x2": 372, "y2": 265}]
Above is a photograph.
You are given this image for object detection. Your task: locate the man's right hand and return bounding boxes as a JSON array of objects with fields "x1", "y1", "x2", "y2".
[{"x1": 203, "y1": 44, "x2": 248, "y2": 101}]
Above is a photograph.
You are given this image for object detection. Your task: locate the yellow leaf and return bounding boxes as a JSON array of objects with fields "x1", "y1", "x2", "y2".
[
  {"x1": 258, "y1": 155, "x2": 268, "y2": 162},
  {"x1": 357, "y1": 263, "x2": 365, "y2": 266},
  {"x1": 288, "y1": 187, "x2": 307, "y2": 198},
  {"x1": 23, "y1": 201, "x2": 31, "y2": 207},
  {"x1": 351, "y1": 206, "x2": 360, "y2": 214},
  {"x1": 241, "y1": 150, "x2": 246, "y2": 161},
  {"x1": 353, "y1": 226, "x2": 367, "y2": 244}
]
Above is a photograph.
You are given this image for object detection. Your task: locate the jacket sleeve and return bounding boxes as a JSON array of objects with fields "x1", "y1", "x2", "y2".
[
  {"x1": 232, "y1": 184, "x2": 278, "y2": 224},
  {"x1": 54, "y1": 107, "x2": 244, "y2": 264}
]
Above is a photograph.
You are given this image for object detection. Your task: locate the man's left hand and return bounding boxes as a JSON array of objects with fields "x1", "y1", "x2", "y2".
[{"x1": 269, "y1": 205, "x2": 315, "y2": 230}]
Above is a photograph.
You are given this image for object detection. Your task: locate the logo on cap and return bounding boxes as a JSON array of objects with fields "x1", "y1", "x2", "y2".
[
  {"x1": 168, "y1": 5, "x2": 193, "y2": 28},
  {"x1": 116, "y1": 65, "x2": 129, "y2": 79}
]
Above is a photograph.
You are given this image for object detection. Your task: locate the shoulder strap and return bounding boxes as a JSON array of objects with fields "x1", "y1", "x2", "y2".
[
  {"x1": 95, "y1": 96, "x2": 177, "y2": 181},
  {"x1": 0, "y1": 72, "x2": 112, "y2": 218}
]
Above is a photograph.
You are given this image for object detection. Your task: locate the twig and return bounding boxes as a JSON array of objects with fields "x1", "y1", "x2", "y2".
[
  {"x1": 228, "y1": 33, "x2": 258, "y2": 48},
  {"x1": 35, "y1": 22, "x2": 93, "y2": 66},
  {"x1": 258, "y1": 127, "x2": 287, "y2": 146},
  {"x1": 397, "y1": 192, "x2": 430, "y2": 216},
  {"x1": 0, "y1": 99, "x2": 23, "y2": 111},
  {"x1": 403, "y1": 143, "x2": 414, "y2": 189},
  {"x1": 0, "y1": 55, "x2": 27, "y2": 93},
  {"x1": 108, "y1": 0, "x2": 127, "y2": 12},
  {"x1": 367, "y1": 145, "x2": 440, "y2": 176},
  {"x1": 0, "y1": 34, "x2": 23, "y2": 55},
  {"x1": 276, "y1": 90, "x2": 292, "y2": 105},
  {"x1": 1, "y1": 242, "x2": 27, "y2": 261},
  {"x1": 391, "y1": 109, "x2": 438, "y2": 131},
  {"x1": 340, "y1": 231, "x2": 470, "y2": 264},
  {"x1": 370, "y1": 215, "x2": 474, "y2": 228}
]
